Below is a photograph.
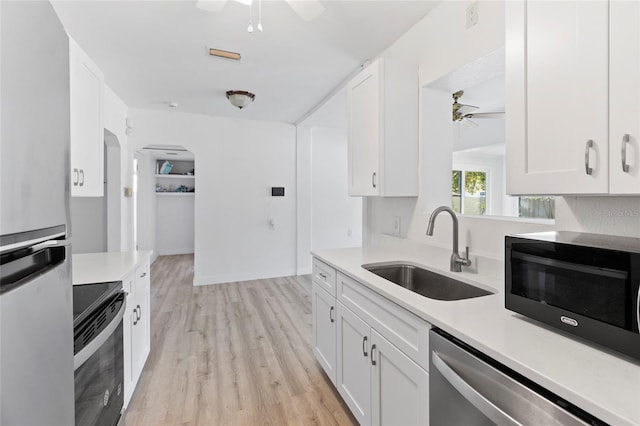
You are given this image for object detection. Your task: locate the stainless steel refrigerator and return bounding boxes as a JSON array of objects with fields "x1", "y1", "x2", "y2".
[{"x1": 0, "y1": 1, "x2": 75, "y2": 424}]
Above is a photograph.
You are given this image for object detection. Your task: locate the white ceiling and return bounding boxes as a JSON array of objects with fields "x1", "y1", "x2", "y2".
[{"x1": 51, "y1": 0, "x2": 439, "y2": 124}]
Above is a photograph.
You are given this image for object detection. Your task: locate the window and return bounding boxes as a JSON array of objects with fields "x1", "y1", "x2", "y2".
[
  {"x1": 517, "y1": 196, "x2": 555, "y2": 219},
  {"x1": 452, "y1": 169, "x2": 487, "y2": 215}
]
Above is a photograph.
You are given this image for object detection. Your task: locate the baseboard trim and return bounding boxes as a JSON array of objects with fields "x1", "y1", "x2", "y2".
[
  {"x1": 158, "y1": 248, "x2": 194, "y2": 256},
  {"x1": 193, "y1": 269, "x2": 297, "y2": 286}
]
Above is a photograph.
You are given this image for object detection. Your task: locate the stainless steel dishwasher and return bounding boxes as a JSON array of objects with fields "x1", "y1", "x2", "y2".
[{"x1": 429, "y1": 329, "x2": 606, "y2": 426}]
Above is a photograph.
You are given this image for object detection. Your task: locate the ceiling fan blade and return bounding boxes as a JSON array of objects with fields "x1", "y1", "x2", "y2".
[
  {"x1": 456, "y1": 104, "x2": 479, "y2": 115},
  {"x1": 465, "y1": 112, "x2": 505, "y2": 119},
  {"x1": 286, "y1": 0, "x2": 325, "y2": 21},
  {"x1": 461, "y1": 117, "x2": 478, "y2": 128},
  {"x1": 195, "y1": 0, "x2": 229, "y2": 12}
]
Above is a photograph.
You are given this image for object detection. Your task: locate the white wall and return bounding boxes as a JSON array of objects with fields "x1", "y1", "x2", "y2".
[
  {"x1": 365, "y1": 0, "x2": 640, "y2": 267},
  {"x1": 311, "y1": 127, "x2": 363, "y2": 251},
  {"x1": 129, "y1": 109, "x2": 297, "y2": 285},
  {"x1": 156, "y1": 195, "x2": 194, "y2": 255},
  {"x1": 296, "y1": 126, "x2": 313, "y2": 274},
  {"x1": 103, "y1": 85, "x2": 131, "y2": 251}
]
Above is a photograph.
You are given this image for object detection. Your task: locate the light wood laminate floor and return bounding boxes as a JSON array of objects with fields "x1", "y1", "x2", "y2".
[{"x1": 122, "y1": 254, "x2": 356, "y2": 426}]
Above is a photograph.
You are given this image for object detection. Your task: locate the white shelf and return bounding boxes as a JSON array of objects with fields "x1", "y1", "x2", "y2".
[
  {"x1": 154, "y1": 174, "x2": 195, "y2": 179},
  {"x1": 155, "y1": 192, "x2": 195, "y2": 196}
]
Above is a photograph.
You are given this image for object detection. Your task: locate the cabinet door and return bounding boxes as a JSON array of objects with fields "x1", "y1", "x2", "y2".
[
  {"x1": 121, "y1": 272, "x2": 135, "y2": 407},
  {"x1": 69, "y1": 38, "x2": 104, "y2": 197},
  {"x1": 348, "y1": 60, "x2": 381, "y2": 196},
  {"x1": 336, "y1": 302, "x2": 371, "y2": 425},
  {"x1": 610, "y1": 1, "x2": 640, "y2": 194},
  {"x1": 311, "y1": 283, "x2": 337, "y2": 386},
  {"x1": 506, "y1": 0, "x2": 608, "y2": 195},
  {"x1": 131, "y1": 262, "x2": 151, "y2": 383},
  {"x1": 370, "y1": 329, "x2": 429, "y2": 426}
]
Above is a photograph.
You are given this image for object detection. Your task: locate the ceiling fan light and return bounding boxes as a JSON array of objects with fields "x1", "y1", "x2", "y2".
[{"x1": 226, "y1": 90, "x2": 255, "y2": 109}]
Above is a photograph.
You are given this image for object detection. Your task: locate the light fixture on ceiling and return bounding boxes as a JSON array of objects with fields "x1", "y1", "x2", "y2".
[
  {"x1": 226, "y1": 90, "x2": 255, "y2": 109},
  {"x1": 452, "y1": 90, "x2": 504, "y2": 127},
  {"x1": 196, "y1": 0, "x2": 325, "y2": 32}
]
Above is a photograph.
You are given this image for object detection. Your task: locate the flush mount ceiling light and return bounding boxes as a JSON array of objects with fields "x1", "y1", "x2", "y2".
[{"x1": 226, "y1": 90, "x2": 255, "y2": 109}]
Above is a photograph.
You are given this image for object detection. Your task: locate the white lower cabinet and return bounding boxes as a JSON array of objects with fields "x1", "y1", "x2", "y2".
[
  {"x1": 311, "y1": 283, "x2": 337, "y2": 386},
  {"x1": 337, "y1": 302, "x2": 372, "y2": 425},
  {"x1": 371, "y1": 329, "x2": 429, "y2": 426},
  {"x1": 123, "y1": 260, "x2": 151, "y2": 408},
  {"x1": 312, "y1": 257, "x2": 430, "y2": 425}
]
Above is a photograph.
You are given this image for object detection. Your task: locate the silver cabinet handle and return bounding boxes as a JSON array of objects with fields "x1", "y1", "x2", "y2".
[
  {"x1": 133, "y1": 308, "x2": 139, "y2": 325},
  {"x1": 622, "y1": 134, "x2": 630, "y2": 173},
  {"x1": 73, "y1": 168, "x2": 79, "y2": 186},
  {"x1": 432, "y1": 351, "x2": 520, "y2": 426},
  {"x1": 137, "y1": 304, "x2": 141, "y2": 321},
  {"x1": 636, "y1": 284, "x2": 639, "y2": 333},
  {"x1": 362, "y1": 336, "x2": 368, "y2": 357},
  {"x1": 318, "y1": 272, "x2": 327, "y2": 279},
  {"x1": 329, "y1": 306, "x2": 334, "y2": 323},
  {"x1": 79, "y1": 169, "x2": 85, "y2": 186},
  {"x1": 584, "y1": 140, "x2": 594, "y2": 175},
  {"x1": 140, "y1": 272, "x2": 147, "y2": 278},
  {"x1": 370, "y1": 343, "x2": 377, "y2": 365},
  {"x1": 372, "y1": 172, "x2": 377, "y2": 188}
]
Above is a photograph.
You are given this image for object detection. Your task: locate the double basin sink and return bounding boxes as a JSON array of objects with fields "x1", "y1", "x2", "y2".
[{"x1": 363, "y1": 262, "x2": 493, "y2": 301}]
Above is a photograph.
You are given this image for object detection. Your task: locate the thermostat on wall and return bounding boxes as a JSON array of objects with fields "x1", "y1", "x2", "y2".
[{"x1": 271, "y1": 187, "x2": 285, "y2": 196}]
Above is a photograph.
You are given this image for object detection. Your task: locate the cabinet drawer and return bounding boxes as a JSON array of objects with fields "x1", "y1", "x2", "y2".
[
  {"x1": 337, "y1": 272, "x2": 431, "y2": 371},
  {"x1": 312, "y1": 258, "x2": 337, "y2": 297}
]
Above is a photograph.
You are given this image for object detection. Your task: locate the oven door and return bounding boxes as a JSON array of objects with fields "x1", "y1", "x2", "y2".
[{"x1": 74, "y1": 294, "x2": 125, "y2": 426}]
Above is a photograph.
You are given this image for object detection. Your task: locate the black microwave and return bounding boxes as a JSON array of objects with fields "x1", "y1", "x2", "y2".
[{"x1": 506, "y1": 232, "x2": 640, "y2": 360}]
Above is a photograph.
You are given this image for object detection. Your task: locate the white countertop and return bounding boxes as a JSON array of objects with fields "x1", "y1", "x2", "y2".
[
  {"x1": 312, "y1": 246, "x2": 640, "y2": 426},
  {"x1": 72, "y1": 251, "x2": 152, "y2": 285}
]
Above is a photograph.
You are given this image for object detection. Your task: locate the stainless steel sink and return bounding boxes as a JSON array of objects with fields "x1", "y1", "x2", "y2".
[{"x1": 363, "y1": 263, "x2": 493, "y2": 301}]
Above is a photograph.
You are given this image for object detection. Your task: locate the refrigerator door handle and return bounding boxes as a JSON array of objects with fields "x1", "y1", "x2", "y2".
[
  {"x1": 73, "y1": 298, "x2": 126, "y2": 371},
  {"x1": 432, "y1": 351, "x2": 522, "y2": 426},
  {"x1": 31, "y1": 238, "x2": 72, "y2": 251}
]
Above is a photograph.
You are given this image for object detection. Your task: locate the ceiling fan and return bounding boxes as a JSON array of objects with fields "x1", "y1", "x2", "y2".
[
  {"x1": 452, "y1": 90, "x2": 504, "y2": 128},
  {"x1": 196, "y1": 0, "x2": 325, "y2": 23}
]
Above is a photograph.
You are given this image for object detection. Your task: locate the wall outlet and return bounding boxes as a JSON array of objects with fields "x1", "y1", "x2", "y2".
[
  {"x1": 466, "y1": 2, "x2": 479, "y2": 29},
  {"x1": 393, "y1": 216, "x2": 401, "y2": 235}
]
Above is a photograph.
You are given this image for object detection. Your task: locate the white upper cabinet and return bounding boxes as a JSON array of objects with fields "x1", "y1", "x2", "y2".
[
  {"x1": 69, "y1": 37, "x2": 104, "y2": 197},
  {"x1": 507, "y1": 0, "x2": 640, "y2": 195},
  {"x1": 347, "y1": 58, "x2": 418, "y2": 197},
  {"x1": 506, "y1": 1, "x2": 609, "y2": 195},
  {"x1": 609, "y1": 1, "x2": 640, "y2": 194}
]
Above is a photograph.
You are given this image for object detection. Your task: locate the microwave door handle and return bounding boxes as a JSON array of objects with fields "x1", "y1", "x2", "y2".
[
  {"x1": 73, "y1": 297, "x2": 126, "y2": 371},
  {"x1": 432, "y1": 352, "x2": 522, "y2": 426}
]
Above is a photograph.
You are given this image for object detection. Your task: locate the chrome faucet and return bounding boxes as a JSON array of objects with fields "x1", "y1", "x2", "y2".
[{"x1": 426, "y1": 206, "x2": 471, "y2": 272}]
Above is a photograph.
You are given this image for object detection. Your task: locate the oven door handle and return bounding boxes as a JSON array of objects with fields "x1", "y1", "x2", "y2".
[{"x1": 74, "y1": 298, "x2": 126, "y2": 371}]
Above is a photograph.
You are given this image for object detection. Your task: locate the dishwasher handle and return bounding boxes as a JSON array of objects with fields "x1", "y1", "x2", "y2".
[{"x1": 432, "y1": 351, "x2": 522, "y2": 426}]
